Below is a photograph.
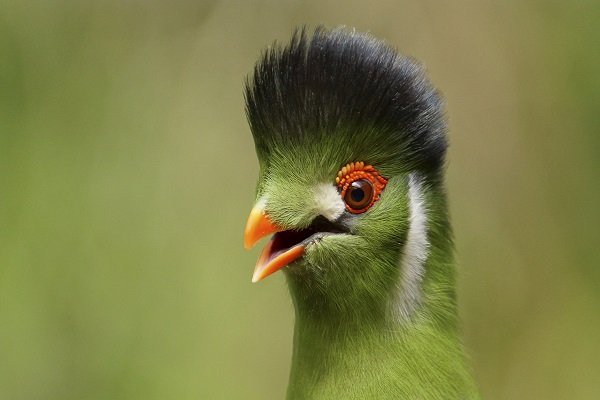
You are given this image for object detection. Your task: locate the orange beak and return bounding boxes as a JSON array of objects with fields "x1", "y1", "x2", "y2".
[{"x1": 243, "y1": 203, "x2": 306, "y2": 282}]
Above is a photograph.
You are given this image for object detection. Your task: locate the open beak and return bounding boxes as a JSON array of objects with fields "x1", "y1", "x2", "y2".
[{"x1": 243, "y1": 203, "x2": 306, "y2": 282}]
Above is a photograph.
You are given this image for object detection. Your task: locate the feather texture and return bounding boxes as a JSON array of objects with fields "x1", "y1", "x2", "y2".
[
  {"x1": 243, "y1": 26, "x2": 479, "y2": 399},
  {"x1": 245, "y1": 26, "x2": 447, "y2": 176}
]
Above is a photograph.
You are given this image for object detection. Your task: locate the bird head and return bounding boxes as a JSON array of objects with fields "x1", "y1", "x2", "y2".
[{"x1": 243, "y1": 27, "x2": 448, "y2": 321}]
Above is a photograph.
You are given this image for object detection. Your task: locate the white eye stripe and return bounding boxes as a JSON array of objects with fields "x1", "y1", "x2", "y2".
[
  {"x1": 395, "y1": 172, "x2": 429, "y2": 320},
  {"x1": 314, "y1": 183, "x2": 345, "y2": 221}
]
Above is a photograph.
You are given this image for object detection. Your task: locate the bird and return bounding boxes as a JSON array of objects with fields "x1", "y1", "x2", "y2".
[{"x1": 242, "y1": 26, "x2": 480, "y2": 400}]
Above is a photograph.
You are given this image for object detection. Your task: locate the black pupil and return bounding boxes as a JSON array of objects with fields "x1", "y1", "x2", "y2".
[{"x1": 350, "y1": 187, "x2": 365, "y2": 202}]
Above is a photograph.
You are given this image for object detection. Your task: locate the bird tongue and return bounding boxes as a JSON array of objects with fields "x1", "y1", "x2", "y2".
[{"x1": 252, "y1": 229, "x2": 314, "y2": 282}]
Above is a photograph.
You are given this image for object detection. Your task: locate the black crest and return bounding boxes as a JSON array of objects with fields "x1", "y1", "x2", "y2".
[{"x1": 244, "y1": 26, "x2": 447, "y2": 173}]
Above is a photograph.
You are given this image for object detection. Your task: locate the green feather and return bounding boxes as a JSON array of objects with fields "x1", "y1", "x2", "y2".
[{"x1": 244, "y1": 26, "x2": 480, "y2": 399}]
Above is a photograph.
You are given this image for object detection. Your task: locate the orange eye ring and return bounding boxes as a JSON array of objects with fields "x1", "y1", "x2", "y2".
[{"x1": 335, "y1": 162, "x2": 387, "y2": 214}]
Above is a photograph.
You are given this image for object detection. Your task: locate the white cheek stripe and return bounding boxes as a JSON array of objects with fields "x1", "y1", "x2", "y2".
[
  {"x1": 396, "y1": 173, "x2": 429, "y2": 320},
  {"x1": 314, "y1": 183, "x2": 345, "y2": 221}
]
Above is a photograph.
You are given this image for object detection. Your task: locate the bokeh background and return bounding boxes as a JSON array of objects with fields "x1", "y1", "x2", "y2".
[{"x1": 1, "y1": 1, "x2": 599, "y2": 399}]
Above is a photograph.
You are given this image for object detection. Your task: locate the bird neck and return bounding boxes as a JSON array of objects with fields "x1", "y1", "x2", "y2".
[
  {"x1": 286, "y1": 309, "x2": 476, "y2": 399},
  {"x1": 285, "y1": 261, "x2": 473, "y2": 399}
]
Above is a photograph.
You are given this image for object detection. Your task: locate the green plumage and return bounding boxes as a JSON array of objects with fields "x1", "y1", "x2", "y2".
[{"x1": 244, "y1": 27, "x2": 479, "y2": 399}]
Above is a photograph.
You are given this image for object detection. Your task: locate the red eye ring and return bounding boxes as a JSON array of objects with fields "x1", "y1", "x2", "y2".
[{"x1": 336, "y1": 162, "x2": 387, "y2": 214}]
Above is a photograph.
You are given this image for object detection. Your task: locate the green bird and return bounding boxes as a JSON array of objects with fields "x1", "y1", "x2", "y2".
[{"x1": 242, "y1": 27, "x2": 479, "y2": 400}]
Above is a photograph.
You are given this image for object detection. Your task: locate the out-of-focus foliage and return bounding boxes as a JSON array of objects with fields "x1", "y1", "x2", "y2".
[{"x1": 1, "y1": 1, "x2": 598, "y2": 399}]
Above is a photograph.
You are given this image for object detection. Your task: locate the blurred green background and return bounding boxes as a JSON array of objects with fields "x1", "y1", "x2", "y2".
[{"x1": 1, "y1": 1, "x2": 599, "y2": 399}]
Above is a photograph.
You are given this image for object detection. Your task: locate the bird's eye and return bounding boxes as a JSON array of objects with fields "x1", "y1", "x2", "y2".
[
  {"x1": 336, "y1": 162, "x2": 387, "y2": 214},
  {"x1": 344, "y1": 179, "x2": 373, "y2": 211}
]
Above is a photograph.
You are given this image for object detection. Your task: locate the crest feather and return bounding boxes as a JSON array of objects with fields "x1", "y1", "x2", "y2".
[{"x1": 244, "y1": 26, "x2": 447, "y2": 173}]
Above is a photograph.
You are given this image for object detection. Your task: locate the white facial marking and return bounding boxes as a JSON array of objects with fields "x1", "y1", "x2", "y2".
[
  {"x1": 314, "y1": 183, "x2": 345, "y2": 221},
  {"x1": 255, "y1": 196, "x2": 267, "y2": 208},
  {"x1": 396, "y1": 173, "x2": 429, "y2": 320}
]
